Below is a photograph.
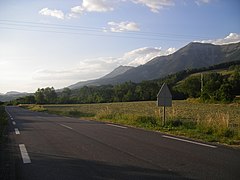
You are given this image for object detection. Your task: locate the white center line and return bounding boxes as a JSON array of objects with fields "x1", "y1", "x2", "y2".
[
  {"x1": 59, "y1": 123, "x2": 73, "y2": 130},
  {"x1": 11, "y1": 117, "x2": 13, "y2": 120},
  {"x1": 107, "y1": 124, "x2": 127, "y2": 129},
  {"x1": 12, "y1": 121, "x2": 16, "y2": 125},
  {"x1": 15, "y1": 128, "x2": 20, "y2": 135},
  {"x1": 19, "y1": 144, "x2": 31, "y2": 164},
  {"x1": 162, "y1": 135, "x2": 217, "y2": 148}
]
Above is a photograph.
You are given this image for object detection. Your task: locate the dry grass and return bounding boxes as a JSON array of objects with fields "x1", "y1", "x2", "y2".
[{"x1": 40, "y1": 101, "x2": 240, "y2": 130}]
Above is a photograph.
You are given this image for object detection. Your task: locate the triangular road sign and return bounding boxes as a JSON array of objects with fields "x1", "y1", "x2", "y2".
[{"x1": 157, "y1": 83, "x2": 172, "y2": 107}]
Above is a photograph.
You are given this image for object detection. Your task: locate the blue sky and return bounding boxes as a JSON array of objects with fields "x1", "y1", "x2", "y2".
[{"x1": 0, "y1": 0, "x2": 240, "y2": 93}]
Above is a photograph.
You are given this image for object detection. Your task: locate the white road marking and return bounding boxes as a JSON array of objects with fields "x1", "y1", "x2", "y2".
[
  {"x1": 107, "y1": 124, "x2": 127, "y2": 129},
  {"x1": 15, "y1": 128, "x2": 20, "y2": 135},
  {"x1": 12, "y1": 121, "x2": 16, "y2": 125},
  {"x1": 162, "y1": 135, "x2": 217, "y2": 148},
  {"x1": 59, "y1": 123, "x2": 73, "y2": 130},
  {"x1": 19, "y1": 144, "x2": 31, "y2": 164},
  {"x1": 11, "y1": 117, "x2": 13, "y2": 120}
]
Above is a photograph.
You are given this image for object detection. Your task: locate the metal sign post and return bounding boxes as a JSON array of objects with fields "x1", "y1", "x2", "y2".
[{"x1": 157, "y1": 83, "x2": 172, "y2": 126}]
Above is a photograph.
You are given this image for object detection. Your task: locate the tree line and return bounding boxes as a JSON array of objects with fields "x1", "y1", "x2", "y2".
[{"x1": 10, "y1": 61, "x2": 240, "y2": 105}]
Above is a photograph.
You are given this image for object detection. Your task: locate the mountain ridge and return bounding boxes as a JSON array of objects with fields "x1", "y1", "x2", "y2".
[
  {"x1": 68, "y1": 65, "x2": 134, "y2": 89},
  {"x1": 68, "y1": 42, "x2": 240, "y2": 89}
]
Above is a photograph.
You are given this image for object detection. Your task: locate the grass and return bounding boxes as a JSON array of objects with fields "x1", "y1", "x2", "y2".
[
  {"x1": 21, "y1": 100, "x2": 240, "y2": 146},
  {"x1": 0, "y1": 106, "x2": 8, "y2": 144}
]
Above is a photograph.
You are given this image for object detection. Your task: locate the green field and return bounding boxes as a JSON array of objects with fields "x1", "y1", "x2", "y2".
[
  {"x1": 24, "y1": 100, "x2": 240, "y2": 146},
  {"x1": 0, "y1": 106, "x2": 8, "y2": 144}
]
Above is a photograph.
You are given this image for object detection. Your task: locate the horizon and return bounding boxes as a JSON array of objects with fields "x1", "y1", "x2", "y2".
[{"x1": 1, "y1": 0, "x2": 240, "y2": 93}]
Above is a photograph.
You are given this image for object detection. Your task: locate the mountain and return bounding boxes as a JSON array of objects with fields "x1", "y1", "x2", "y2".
[
  {"x1": 5, "y1": 91, "x2": 26, "y2": 95},
  {"x1": 68, "y1": 65, "x2": 133, "y2": 89},
  {"x1": 68, "y1": 42, "x2": 240, "y2": 89},
  {"x1": 100, "y1": 65, "x2": 133, "y2": 79},
  {"x1": 0, "y1": 92, "x2": 30, "y2": 102}
]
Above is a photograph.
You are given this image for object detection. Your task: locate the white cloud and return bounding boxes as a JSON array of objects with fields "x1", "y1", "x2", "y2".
[
  {"x1": 71, "y1": 6, "x2": 85, "y2": 14},
  {"x1": 131, "y1": 0, "x2": 175, "y2": 13},
  {"x1": 39, "y1": 8, "x2": 64, "y2": 19},
  {"x1": 33, "y1": 47, "x2": 176, "y2": 83},
  {"x1": 197, "y1": 33, "x2": 240, "y2": 45},
  {"x1": 195, "y1": 0, "x2": 213, "y2": 6},
  {"x1": 70, "y1": 0, "x2": 116, "y2": 17},
  {"x1": 82, "y1": 0, "x2": 115, "y2": 12},
  {"x1": 121, "y1": 47, "x2": 176, "y2": 66},
  {"x1": 107, "y1": 21, "x2": 140, "y2": 32},
  {"x1": 70, "y1": 0, "x2": 175, "y2": 17},
  {"x1": 33, "y1": 57, "x2": 118, "y2": 81}
]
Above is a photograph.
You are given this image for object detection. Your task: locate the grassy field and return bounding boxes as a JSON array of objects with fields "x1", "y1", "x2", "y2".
[
  {"x1": 0, "y1": 106, "x2": 8, "y2": 144},
  {"x1": 23, "y1": 100, "x2": 240, "y2": 146}
]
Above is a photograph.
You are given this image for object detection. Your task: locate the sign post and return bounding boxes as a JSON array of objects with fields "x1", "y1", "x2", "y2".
[{"x1": 157, "y1": 83, "x2": 172, "y2": 126}]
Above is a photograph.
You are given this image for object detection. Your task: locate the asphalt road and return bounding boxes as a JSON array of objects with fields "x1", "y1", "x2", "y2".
[{"x1": 5, "y1": 106, "x2": 240, "y2": 180}]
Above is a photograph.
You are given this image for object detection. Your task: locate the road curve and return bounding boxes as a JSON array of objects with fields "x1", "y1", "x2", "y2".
[{"x1": 5, "y1": 106, "x2": 240, "y2": 180}]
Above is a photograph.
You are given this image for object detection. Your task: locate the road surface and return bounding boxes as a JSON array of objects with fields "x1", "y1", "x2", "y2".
[{"x1": 5, "y1": 106, "x2": 240, "y2": 179}]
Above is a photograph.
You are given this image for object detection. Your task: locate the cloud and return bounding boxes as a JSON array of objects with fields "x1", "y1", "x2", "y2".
[
  {"x1": 33, "y1": 57, "x2": 118, "y2": 81},
  {"x1": 82, "y1": 0, "x2": 115, "y2": 12},
  {"x1": 39, "y1": 8, "x2": 64, "y2": 19},
  {"x1": 33, "y1": 47, "x2": 176, "y2": 82},
  {"x1": 106, "y1": 21, "x2": 140, "y2": 32},
  {"x1": 195, "y1": 0, "x2": 213, "y2": 6},
  {"x1": 121, "y1": 47, "x2": 176, "y2": 66},
  {"x1": 69, "y1": 0, "x2": 175, "y2": 17},
  {"x1": 71, "y1": 6, "x2": 85, "y2": 14},
  {"x1": 197, "y1": 33, "x2": 240, "y2": 45},
  {"x1": 131, "y1": 0, "x2": 175, "y2": 13},
  {"x1": 70, "y1": 0, "x2": 116, "y2": 18}
]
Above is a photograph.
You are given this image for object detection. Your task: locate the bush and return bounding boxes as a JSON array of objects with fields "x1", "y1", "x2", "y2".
[
  {"x1": 220, "y1": 128, "x2": 235, "y2": 138},
  {"x1": 28, "y1": 105, "x2": 47, "y2": 112},
  {"x1": 136, "y1": 116, "x2": 157, "y2": 125},
  {"x1": 0, "y1": 106, "x2": 8, "y2": 143}
]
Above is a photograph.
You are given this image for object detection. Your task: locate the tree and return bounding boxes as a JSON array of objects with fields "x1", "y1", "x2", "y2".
[
  {"x1": 44, "y1": 87, "x2": 57, "y2": 104},
  {"x1": 200, "y1": 73, "x2": 223, "y2": 101},
  {"x1": 177, "y1": 76, "x2": 201, "y2": 98},
  {"x1": 230, "y1": 66, "x2": 240, "y2": 95},
  {"x1": 59, "y1": 88, "x2": 71, "y2": 103},
  {"x1": 35, "y1": 87, "x2": 57, "y2": 104},
  {"x1": 216, "y1": 83, "x2": 235, "y2": 102},
  {"x1": 35, "y1": 88, "x2": 45, "y2": 104}
]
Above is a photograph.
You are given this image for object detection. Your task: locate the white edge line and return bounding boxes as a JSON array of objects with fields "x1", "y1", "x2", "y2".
[
  {"x1": 14, "y1": 128, "x2": 20, "y2": 135},
  {"x1": 107, "y1": 124, "x2": 127, "y2": 129},
  {"x1": 162, "y1": 135, "x2": 217, "y2": 148},
  {"x1": 12, "y1": 121, "x2": 16, "y2": 125},
  {"x1": 19, "y1": 144, "x2": 31, "y2": 164},
  {"x1": 59, "y1": 123, "x2": 73, "y2": 130}
]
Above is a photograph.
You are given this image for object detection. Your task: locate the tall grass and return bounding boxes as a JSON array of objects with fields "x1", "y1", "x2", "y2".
[{"x1": 0, "y1": 106, "x2": 8, "y2": 144}]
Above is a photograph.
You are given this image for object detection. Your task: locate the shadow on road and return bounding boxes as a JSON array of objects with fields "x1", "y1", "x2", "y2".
[{"x1": 17, "y1": 152, "x2": 188, "y2": 180}]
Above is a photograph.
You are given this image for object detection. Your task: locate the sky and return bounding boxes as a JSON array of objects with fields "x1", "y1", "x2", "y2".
[{"x1": 0, "y1": 0, "x2": 240, "y2": 94}]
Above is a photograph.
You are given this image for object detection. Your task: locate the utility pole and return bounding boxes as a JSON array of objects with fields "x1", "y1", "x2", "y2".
[{"x1": 201, "y1": 73, "x2": 204, "y2": 92}]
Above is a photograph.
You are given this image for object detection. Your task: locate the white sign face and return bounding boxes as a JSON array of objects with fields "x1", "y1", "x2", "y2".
[{"x1": 157, "y1": 83, "x2": 172, "y2": 107}]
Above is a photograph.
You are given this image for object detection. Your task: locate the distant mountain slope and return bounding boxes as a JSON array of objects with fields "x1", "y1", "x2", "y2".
[
  {"x1": 68, "y1": 65, "x2": 133, "y2": 89},
  {"x1": 110, "y1": 42, "x2": 240, "y2": 83},
  {"x1": 101, "y1": 65, "x2": 133, "y2": 79},
  {"x1": 68, "y1": 42, "x2": 240, "y2": 89},
  {"x1": 0, "y1": 92, "x2": 30, "y2": 102}
]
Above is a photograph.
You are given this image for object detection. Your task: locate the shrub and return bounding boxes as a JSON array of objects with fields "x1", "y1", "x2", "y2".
[
  {"x1": 136, "y1": 116, "x2": 157, "y2": 125},
  {"x1": 166, "y1": 119, "x2": 183, "y2": 127}
]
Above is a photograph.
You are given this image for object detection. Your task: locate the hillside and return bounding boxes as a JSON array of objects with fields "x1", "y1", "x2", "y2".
[
  {"x1": 68, "y1": 42, "x2": 240, "y2": 89},
  {"x1": 0, "y1": 92, "x2": 30, "y2": 102},
  {"x1": 68, "y1": 65, "x2": 133, "y2": 89}
]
